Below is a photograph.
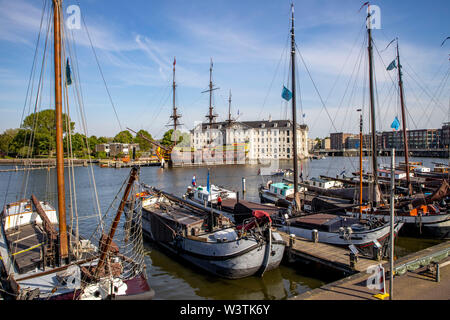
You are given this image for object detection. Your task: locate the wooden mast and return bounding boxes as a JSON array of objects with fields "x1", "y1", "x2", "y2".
[
  {"x1": 95, "y1": 167, "x2": 139, "y2": 276},
  {"x1": 396, "y1": 40, "x2": 413, "y2": 195},
  {"x1": 53, "y1": 0, "x2": 69, "y2": 261},
  {"x1": 366, "y1": 4, "x2": 380, "y2": 207},
  {"x1": 290, "y1": 3, "x2": 300, "y2": 206}
]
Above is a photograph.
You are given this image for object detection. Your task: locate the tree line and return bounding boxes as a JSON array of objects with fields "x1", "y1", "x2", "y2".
[{"x1": 0, "y1": 109, "x2": 161, "y2": 159}]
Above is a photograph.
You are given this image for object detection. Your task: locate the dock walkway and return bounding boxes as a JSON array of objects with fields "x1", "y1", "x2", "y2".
[
  {"x1": 291, "y1": 240, "x2": 450, "y2": 300},
  {"x1": 279, "y1": 232, "x2": 383, "y2": 274}
]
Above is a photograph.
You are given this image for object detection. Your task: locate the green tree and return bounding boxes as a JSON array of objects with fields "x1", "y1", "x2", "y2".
[
  {"x1": 0, "y1": 129, "x2": 19, "y2": 155},
  {"x1": 97, "y1": 136, "x2": 108, "y2": 144},
  {"x1": 161, "y1": 129, "x2": 183, "y2": 147},
  {"x1": 113, "y1": 130, "x2": 133, "y2": 144},
  {"x1": 17, "y1": 109, "x2": 75, "y2": 156},
  {"x1": 64, "y1": 133, "x2": 88, "y2": 157},
  {"x1": 134, "y1": 129, "x2": 153, "y2": 152},
  {"x1": 95, "y1": 151, "x2": 107, "y2": 159}
]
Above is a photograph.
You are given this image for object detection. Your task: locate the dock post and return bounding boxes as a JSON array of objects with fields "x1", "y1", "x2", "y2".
[
  {"x1": 288, "y1": 234, "x2": 295, "y2": 263},
  {"x1": 311, "y1": 229, "x2": 318, "y2": 243},
  {"x1": 436, "y1": 263, "x2": 440, "y2": 283}
]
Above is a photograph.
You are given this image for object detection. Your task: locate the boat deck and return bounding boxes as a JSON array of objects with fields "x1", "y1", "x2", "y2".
[
  {"x1": 4, "y1": 224, "x2": 46, "y2": 274},
  {"x1": 144, "y1": 203, "x2": 205, "y2": 226}
]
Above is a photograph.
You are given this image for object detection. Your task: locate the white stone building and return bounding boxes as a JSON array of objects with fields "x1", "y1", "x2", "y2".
[{"x1": 190, "y1": 119, "x2": 309, "y2": 161}]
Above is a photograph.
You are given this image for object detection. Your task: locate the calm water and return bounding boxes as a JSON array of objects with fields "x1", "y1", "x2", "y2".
[{"x1": 0, "y1": 156, "x2": 443, "y2": 299}]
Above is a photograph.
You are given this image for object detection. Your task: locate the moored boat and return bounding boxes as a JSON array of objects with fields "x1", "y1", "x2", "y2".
[{"x1": 137, "y1": 187, "x2": 285, "y2": 279}]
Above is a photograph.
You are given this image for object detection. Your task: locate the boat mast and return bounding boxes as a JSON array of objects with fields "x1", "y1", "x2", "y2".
[
  {"x1": 96, "y1": 167, "x2": 139, "y2": 276},
  {"x1": 366, "y1": 4, "x2": 380, "y2": 206},
  {"x1": 396, "y1": 41, "x2": 413, "y2": 195},
  {"x1": 205, "y1": 59, "x2": 218, "y2": 126},
  {"x1": 53, "y1": 0, "x2": 69, "y2": 261},
  {"x1": 290, "y1": 4, "x2": 300, "y2": 203},
  {"x1": 227, "y1": 90, "x2": 232, "y2": 127},
  {"x1": 358, "y1": 108, "x2": 363, "y2": 220},
  {"x1": 170, "y1": 57, "x2": 181, "y2": 145}
]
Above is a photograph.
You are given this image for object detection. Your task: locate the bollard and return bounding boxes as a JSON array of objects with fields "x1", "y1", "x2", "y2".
[
  {"x1": 349, "y1": 253, "x2": 357, "y2": 270},
  {"x1": 287, "y1": 234, "x2": 296, "y2": 263},
  {"x1": 436, "y1": 263, "x2": 440, "y2": 283},
  {"x1": 373, "y1": 240, "x2": 382, "y2": 262},
  {"x1": 349, "y1": 244, "x2": 359, "y2": 271},
  {"x1": 242, "y1": 177, "x2": 246, "y2": 193},
  {"x1": 311, "y1": 229, "x2": 318, "y2": 243}
]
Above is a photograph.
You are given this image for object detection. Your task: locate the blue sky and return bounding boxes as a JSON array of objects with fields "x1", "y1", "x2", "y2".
[{"x1": 0, "y1": 0, "x2": 449, "y2": 140}]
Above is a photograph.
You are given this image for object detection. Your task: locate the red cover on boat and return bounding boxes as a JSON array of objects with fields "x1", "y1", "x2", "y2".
[
  {"x1": 252, "y1": 210, "x2": 272, "y2": 223},
  {"x1": 236, "y1": 210, "x2": 271, "y2": 230}
]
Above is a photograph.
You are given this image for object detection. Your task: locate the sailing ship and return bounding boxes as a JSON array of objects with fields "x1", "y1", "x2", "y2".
[
  {"x1": 137, "y1": 187, "x2": 285, "y2": 279},
  {"x1": 316, "y1": 11, "x2": 450, "y2": 239},
  {"x1": 272, "y1": 3, "x2": 449, "y2": 240},
  {"x1": 256, "y1": 4, "x2": 404, "y2": 257},
  {"x1": 0, "y1": 0, "x2": 153, "y2": 300}
]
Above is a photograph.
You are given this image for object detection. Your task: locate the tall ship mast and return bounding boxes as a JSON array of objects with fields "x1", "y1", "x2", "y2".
[
  {"x1": 203, "y1": 59, "x2": 219, "y2": 126},
  {"x1": 290, "y1": 3, "x2": 300, "y2": 208},
  {"x1": 395, "y1": 41, "x2": 413, "y2": 195},
  {"x1": 366, "y1": 3, "x2": 381, "y2": 207},
  {"x1": 170, "y1": 57, "x2": 182, "y2": 144}
]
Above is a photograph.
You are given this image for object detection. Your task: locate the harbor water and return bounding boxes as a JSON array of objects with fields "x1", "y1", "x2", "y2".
[{"x1": 0, "y1": 156, "x2": 444, "y2": 299}]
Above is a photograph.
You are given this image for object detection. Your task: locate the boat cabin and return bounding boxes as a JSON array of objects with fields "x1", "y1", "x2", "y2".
[
  {"x1": 191, "y1": 185, "x2": 237, "y2": 204},
  {"x1": 378, "y1": 169, "x2": 413, "y2": 179},
  {"x1": 269, "y1": 182, "x2": 295, "y2": 198},
  {"x1": 305, "y1": 178, "x2": 343, "y2": 189},
  {"x1": 414, "y1": 166, "x2": 431, "y2": 173},
  {"x1": 291, "y1": 213, "x2": 363, "y2": 233}
]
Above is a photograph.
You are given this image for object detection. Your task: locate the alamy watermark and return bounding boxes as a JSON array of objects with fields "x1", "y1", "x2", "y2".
[{"x1": 66, "y1": 5, "x2": 81, "y2": 30}]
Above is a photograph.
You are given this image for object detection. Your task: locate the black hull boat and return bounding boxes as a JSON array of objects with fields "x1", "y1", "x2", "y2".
[{"x1": 137, "y1": 188, "x2": 285, "y2": 279}]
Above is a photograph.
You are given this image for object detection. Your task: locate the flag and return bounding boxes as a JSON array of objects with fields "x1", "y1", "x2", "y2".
[
  {"x1": 173, "y1": 57, "x2": 176, "y2": 66},
  {"x1": 65, "y1": 58, "x2": 72, "y2": 86},
  {"x1": 387, "y1": 60, "x2": 397, "y2": 71},
  {"x1": 206, "y1": 170, "x2": 210, "y2": 193},
  {"x1": 282, "y1": 86, "x2": 292, "y2": 101},
  {"x1": 192, "y1": 175, "x2": 196, "y2": 186},
  {"x1": 302, "y1": 113, "x2": 306, "y2": 118},
  {"x1": 391, "y1": 116, "x2": 400, "y2": 131}
]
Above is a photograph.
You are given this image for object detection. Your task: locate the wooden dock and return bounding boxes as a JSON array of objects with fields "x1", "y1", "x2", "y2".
[
  {"x1": 291, "y1": 240, "x2": 450, "y2": 300},
  {"x1": 279, "y1": 231, "x2": 383, "y2": 274},
  {"x1": 98, "y1": 160, "x2": 161, "y2": 168}
]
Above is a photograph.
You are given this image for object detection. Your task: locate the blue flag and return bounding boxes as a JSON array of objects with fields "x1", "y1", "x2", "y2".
[
  {"x1": 206, "y1": 170, "x2": 210, "y2": 193},
  {"x1": 281, "y1": 86, "x2": 292, "y2": 101},
  {"x1": 391, "y1": 116, "x2": 400, "y2": 131},
  {"x1": 387, "y1": 60, "x2": 397, "y2": 71}
]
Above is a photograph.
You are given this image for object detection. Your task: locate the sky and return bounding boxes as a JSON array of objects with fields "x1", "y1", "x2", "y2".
[{"x1": 0, "y1": 0, "x2": 449, "y2": 140}]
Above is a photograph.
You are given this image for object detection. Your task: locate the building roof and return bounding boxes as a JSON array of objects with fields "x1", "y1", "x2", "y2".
[{"x1": 193, "y1": 120, "x2": 308, "y2": 131}]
